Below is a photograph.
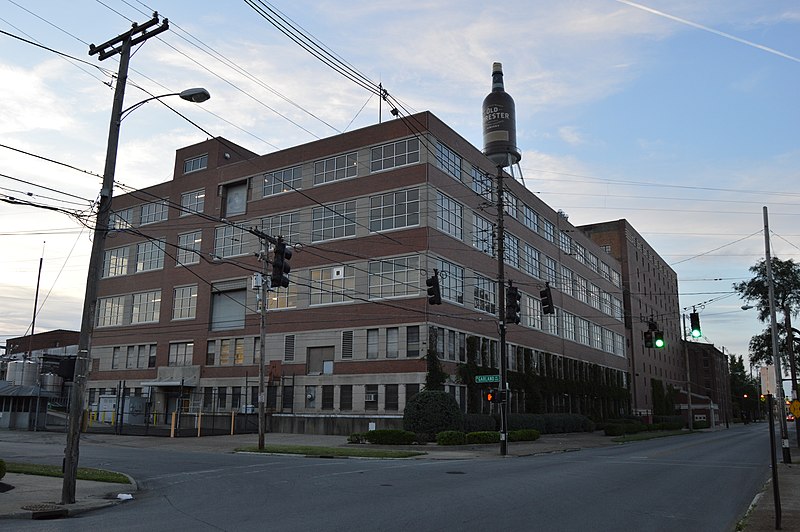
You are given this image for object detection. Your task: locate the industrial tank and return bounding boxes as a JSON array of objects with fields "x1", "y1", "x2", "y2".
[
  {"x1": 7, "y1": 360, "x2": 38, "y2": 386},
  {"x1": 41, "y1": 373, "x2": 63, "y2": 394}
]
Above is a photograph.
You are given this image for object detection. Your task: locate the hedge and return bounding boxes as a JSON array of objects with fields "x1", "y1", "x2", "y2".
[
  {"x1": 364, "y1": 429, "x2": 416, "y2": 445},
  {"x1": 508, "y1": 429, "x2": 541, "y2": 442},
  {"x1": 466, "y1": 431, "x2": 500, "y2": 444},
  {"x1": 436, "y1": 431, "x2": 466, "y2": 446}
]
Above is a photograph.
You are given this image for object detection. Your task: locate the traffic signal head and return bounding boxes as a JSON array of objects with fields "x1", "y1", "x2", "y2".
[
  {"x1": 653, "y1": 331, "x2": 665, "y2": 349},
  {"x1": 690, "y1": 312, "x2": 701, "y2": 338},
  {"x1": 540, "y1": 284, "x2": 555, "y2": 315},
  {"x1": 485, "y1": 388, "x2": 498, "y2": 403},
  {"x1": 643, "y1": 330, "x2": 654, "y2": 348},
  {"x1": 426, "y1": 270, "x2": 442, "y2": 305},
  {"x1": 505, "y1": 285, "x2": 522, "y2": 324},
  {"x1": 270, "y1": 240, "x2": 292, "y2": 288}
]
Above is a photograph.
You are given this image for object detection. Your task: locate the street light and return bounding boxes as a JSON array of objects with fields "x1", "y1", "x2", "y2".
[{"x1": 62, "y1": 83, "x2": 210, "y2": 503}]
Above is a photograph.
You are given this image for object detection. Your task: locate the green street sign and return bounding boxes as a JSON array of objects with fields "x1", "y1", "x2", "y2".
[{"x1": 475, "y1": 374, "x2": 500, "y2": 383}]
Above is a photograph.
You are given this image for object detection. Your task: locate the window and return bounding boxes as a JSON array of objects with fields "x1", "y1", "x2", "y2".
[
  {"x1": 109, "y1": 208, "x2": 133, "y2": 230},
  {"x1": 342, "y1": 330, "x2": 354, "y2": 359},
  {"x1": 310, "y1": 265, "x2": 354, "y2": 305},
  {"x1": 435, "y1": 140, "x2": 462, "y2": 180},
  {"x1": 470, "y1": 166, "x2": 494, "y2": 202},
  {"x1": 562, "y1": 311, "x2": 576, "y2": 341},
  {"x1": 180, "y1": 189, "x2": 205, "y2": 215},
  {"x1": 184, "y1": 154, "x2": 208, "y2": 174},
  {"x1": 385, "y1": 384, "x2": 399, "y2": 411},
  {"x1": 103, "y1": 247, "x2": 129, "y2": 278},
  {"x1": 542, "y1": 256, "x2": 557, "y2": 284},
  {"x1": 369, "y1": 188, "x2": 419, "y2": 231},
  {"x1": 210, "y1": 280, "x2": 246, "y2": 330},
  {"x1": 406, "y1": 326, "x2": 420, "y2": 357},
  {"x1": 173, "y1": 285, "x2": 197, "y2": 320},
  {"x1": 473, "y1": 215, "x2": 494, "y2": 256},
  {"x1": 447, "y1": 330, "x2": 456, "y2": 360},
  {"x1": 559, "y1": 232, "x2": 572, "y2": 255},
  {"x1": 522, "y1": 204, "x2": 538, "y2": 233},
  {"x1": 370, "y1": 138, "x2": 419, "y2": 172},
  {"x1": 386, "y1": 328, "x2": 399, "y2": 358},
  {"x1": 365, "y1": 384, "x2": 378, "y2": 410},
  {"x1": 261, "y1": 212, "x2": 299, "y2": 245},
  {"x1": 573, "y1": 242, "x2": 586, "y2": 264},
  {"x1": 523, "y1": 244, "x2": 540, "y2": 279},
  {"x1": 284, "y1": 335, "x2": 295, "y2": 362},
  {"x1": 575, "y1": 276, "x2": 588, "y2": 303},
  {"x1": 177, "y1": 231, "x2": 202, "y2": 266},
  {"x1": 589, "y1": 283, "x2": 601, "y2": 310},
  {"x1": 267, "y1": 284, "x2": 297, "y2": 310},
  {"x1": 140, "y1": 200, "x2": 168, "y2": 225},
  {"x1": 544, "y1": 309, "x2": 559, "y2": 336},
  {"x1": 218, "y1": 387, "x2": 227, "y2": 409},
  {"x1": 504, "y1": 233, "x2": 520, "y2": 268},
  {"x1": 169, "y1": 342, "x2": 194, "y2": 366},
  {"x1": 576, "y1": 317, "x2": 590, "y2": 345},
  {"x1": 340, "y1": 385, "x2": 353, "y2": 411},
  {"x1": 136, "y1": 240, "x2": 165, "y2": 272},
  {"x1": 590, "y1": 323, "x2": 602, "y2": 349},
  {"x1": 474, "y1": 274, "x2": 496, "y2": 314},
  {"x1": 231, "y1": 386, "x2": 242, "y2": 410},
  {"x1": 367, "y1": 329, "x2": 379, "y2": 359},
  {"x1": 525, "y1": 294, "x2": 542, "y2": 330},
  {"x1": 307, "y1": 346, "x2": 334, "y2": 375},
  {"x1": 214, "y1": 224, "x2": 248, "y2": 258},
  {"x1": 368, "y1": 255, "x2": 419, "y2": 299},
  {"x1": 263, "y1": 166, "x2": 301, "y2": 196},
  {"x1": 438, "y1": 259, "x2": 464, "y2": 304},
  {"x1": 312, "y1": 201, "x2": 356, "y2": 242},
  {"x1": 132, "y1": 290, "x2": 161, "y2": 324},
  {"x1": 224, "y1": 182, "x2": 248, "y2": 216},
  {"x1": 436, "y1": 192, "x2": 463, "y2": 239},
  {"x1": 96, "y1": 296, "x2": 125, "y2": 327},
  {"x1": 314, "y1": 152, "x2": 357, "y2": 184},
  {"x1": 321, "y1": 385, "x2": 334, "y2": 410},
  {"x1": 206, "y1": 341, "x2": 216, "y2": 365},
  {"x1": 542, "y1": 219, "x2": 555, "y2": 242},
  {"x1": 112, "y1": 347, "x2": 122, "y2": 369},
  {"x1": 504, "y1": 193, "x2": 518, "y2": 219}
]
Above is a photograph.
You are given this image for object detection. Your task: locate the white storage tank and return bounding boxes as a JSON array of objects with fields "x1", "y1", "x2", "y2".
[
  {"x1": 7, "y1": 360, "x2": 38, "y2": 386},
  {"x1": 41, "y1": 373, "x2": 63, "y2": 394}
]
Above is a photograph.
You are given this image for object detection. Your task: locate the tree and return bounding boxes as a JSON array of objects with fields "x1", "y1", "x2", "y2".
[
  {"x1": 747, "y1": 325, "x2": 798, "y2": 371},
  {"x1": 425, "y1": 328, "x2": 448, "y2": 391},
  {"x1": 733, "y1": 257, "x2": 800, "y2": 376}
]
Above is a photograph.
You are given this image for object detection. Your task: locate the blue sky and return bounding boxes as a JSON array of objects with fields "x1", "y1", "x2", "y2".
[{"x1": 1, "y1": 0, "x2": 799, "y2": 371}]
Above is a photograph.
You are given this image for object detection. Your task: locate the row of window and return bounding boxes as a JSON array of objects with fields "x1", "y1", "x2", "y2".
[{"x1": 97, "y1": 286, "x2": 197, "y2": 328}]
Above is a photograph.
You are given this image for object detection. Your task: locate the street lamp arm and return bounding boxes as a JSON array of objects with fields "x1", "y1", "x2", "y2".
[{"x1": 120, "y1": 88, "x2": 210, "y2": 121}]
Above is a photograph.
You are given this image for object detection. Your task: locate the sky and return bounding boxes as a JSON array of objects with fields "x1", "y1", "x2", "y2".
[{"x1": 1, "y1": 0, "x2": 799, "y2": 374}]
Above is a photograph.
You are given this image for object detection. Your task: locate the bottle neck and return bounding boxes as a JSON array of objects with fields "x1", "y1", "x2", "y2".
[{"x1": 492, "y1": 72, "x2": 505, "y2": 92}]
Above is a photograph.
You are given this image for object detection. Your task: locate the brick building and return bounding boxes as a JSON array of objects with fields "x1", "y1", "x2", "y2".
[{"x1": 86, "y1": 111, "x2": 631, "y2": 434}]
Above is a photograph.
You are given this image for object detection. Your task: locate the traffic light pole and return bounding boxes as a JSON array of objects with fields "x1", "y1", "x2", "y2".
[
  {"x1": 257, "y1": 246, "x2": 268, "y2": 451},
  {"x1": 495, "y1": 165, "x2": 509, "y2": 456}
]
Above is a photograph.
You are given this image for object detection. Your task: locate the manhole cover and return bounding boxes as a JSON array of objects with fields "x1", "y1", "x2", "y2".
[{"x1": 21, "y1": 504, "x2": 64, "y2": 512}]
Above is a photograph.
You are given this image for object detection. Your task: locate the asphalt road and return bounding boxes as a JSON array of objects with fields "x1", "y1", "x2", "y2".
[{"x1": 2, "y1": 424, "x2": 770, "y2": 531}]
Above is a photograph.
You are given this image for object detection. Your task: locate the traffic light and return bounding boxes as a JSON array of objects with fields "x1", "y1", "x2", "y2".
[
  {"x1": 485, "y1": 388, "x2": 498, "y2": 403},
  {"x1": 653, "y1": 330, "x2": 665, "y2": 348},
  {"x1": 690, "y1": 311, "x2": 701, "y2": 338},
  {"x1": 540, "y1": 283, "x2": 555, "y2": 315},
  {"x1": 426, "y1": 269, "x2": 442, "y2": 305},
  {"x1": 643, "y1": 330, "x2": 654, "y2": 348},
  {"x1": 270, "y1": 238, "x2": 292, "y2": 288},
  {"x1": 505, "y1": 284, "x2": 521, "y2": 324}
]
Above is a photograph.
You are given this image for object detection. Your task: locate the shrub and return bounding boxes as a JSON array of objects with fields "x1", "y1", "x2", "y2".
[
  {"x1": 544, "y1": 414, "x2": 594, "y2": 434},
  {"x1": 347, "y1": 432, "x2": 367, "y2": 444},
  {"x1": 436, "y1": 431, "x2": 466, "y2": 446},
  {"x1": 403, "y1": 390, "x2": 464, "y2": 441},
  {"x1": 364, "y1": 429, "x2": 416, "y2": 445},
  {"x1": 507, "y1": 414, "x2": 546, "y2": 432},
  {"x1": 464, "y1": 413, "x2": 497, "y2": 433},
  {"x1": 466, "y1": 431, "x2": 500, "y2": 444},
  {"x1": 509, "y1": 429, "x2": 540, "y2": 442},
  {"x1": 0, "y1": 459, "x2": 5, "y2": 481},
  {"x1": 693, "y1": 420, "x2": 710, "y2": 429}
]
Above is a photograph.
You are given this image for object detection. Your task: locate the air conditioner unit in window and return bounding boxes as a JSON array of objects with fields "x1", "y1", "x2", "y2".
[
  {"x1": 332, "y1": 267, "x2": 344, "y2": 279},
  {"x1": 364, "y1": 393, "x2": 377, "y2": 402}
]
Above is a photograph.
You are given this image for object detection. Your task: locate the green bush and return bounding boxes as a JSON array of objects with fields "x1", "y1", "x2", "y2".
[
  {"x1": 0, "y1": 459, "x2": 5, "y2": 481},
  {"x1": 403, "y1": 390, "x2": 464, "y2": 441},
  {"x1": 347, "y1": 432, "x2": 367, "y2": 444},
  {"x1": 364, "y1": 429, "x2": 416, "y2": 445},
  {"x1": 507, "y1": 414, "x2": 546, "y2": 432},
  {"x1": 464, "y1": 413, "x2": 497, "y2": 432},
  {"x1": 509, "y1": 429, "x2": 541, "y2": 442},
  {"x1": 436, "y1": 431, "x2": 466, "y2": 446},
  {"x1": 693, "y1": 420, "x2": 710, "y2": 429},
  {"x1": 466, "y1": 431, "x2": 500, "y2": 444}
]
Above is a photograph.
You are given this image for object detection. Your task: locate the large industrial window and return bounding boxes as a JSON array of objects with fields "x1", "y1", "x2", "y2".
[
  {"x1": 370, "y1": 138, "x2": 419, "y2": 172},
  {"x1": 140, "y1": 200, "x2": 168, "y2": 225},
  {"x1": 180, "y1": 189, "x2": 205, "y2": 215},
  {"x1": 311, "y1": 201, "x2": 356, "y2": 242},
  {"x1": 369, "y1": 188, "x2": 419, "y2": 232},
  {"x1": 504, "y1": 233, "x2": 520, "y2": 268},
  {"x1": 136, "y1": 240, "x2": 165, "y2": 272},
  {"x1": 434, "y1": 141, "x2": 462, "y2": 181},
  {"x1": 96, "y1": 296, "x2": 125, "y2": 327},
  {"x1": 472, "y1": 215, "x2": 494, "y2": 256},
  {"x1": 172, "y1": 285, "x2": 197, "y2": 320},
  {"x1": 177, "y1": 231, "x2": 202, "y2": 266},
  {"x1": 131, "y1": 290, "x2": 161, "y2": 324},
  {"x1": 521, "y1": 204, "x2": 538, "y2": 233},
  {"x1": 314, "y1": 152, "x2": 357, "y2": 184},
  {"x1": 307, "y1": 346, "x2": 334, "y2": 375},
  {"x1": 437, "y1": 259, "x2": 464, "y2": 304},
  {"x1": 263, "y1": 165, "x2": 301, "y2": 196},
  {"x1": 309, "y1": 265, "x2": 354, "y2": 305},
  {"x1": 470, "y1": 166, "x2": 494, "y2": 202},
  {"x1": 102, "y1": 247, "x2": 129, "y2": 278},
  {"x1": 184, "y1": 154, "x2": 208, "y2": 174},
  {"x1": 436, "y1": 192, "x2": 463, "y2": 240},
  {"x1": 109, "y1": 208, "x2": 133, "y2": 230},
  {"x1": 368, "y1": 255, "x2": 419, "y2": 299},
  {"x1": 168, "y1": 342, "x2": 194, "y2": 366},
  {"x1": 214, "y1": 224, "x2": 248, "y2": 258},
  {"x1": 261, "y1": 212, "x2": 299, "y2": 245},
  {"x1": 473, "y1": 274, "x2": 496, "y2": 314}
]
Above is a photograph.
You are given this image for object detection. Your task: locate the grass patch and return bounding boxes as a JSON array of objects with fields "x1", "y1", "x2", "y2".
[
  {"x1": 611, "y1": 430, "x2": 690, "y2": 443},
  {"x1": 6, "y1": 462, "x2": 130, "y2": 484},
  {"x1": 236, "y1": 444, "x2": 425, "y2": 459}
]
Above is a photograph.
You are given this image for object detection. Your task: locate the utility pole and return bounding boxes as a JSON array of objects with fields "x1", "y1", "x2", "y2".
[
  {"x1": 256, "y1": 239, "x2": 269, "y2": 450},
  {"x1": 62, "y1": 13, "x2": 168, "y2": 505},
  {"x1": 495, "y1": 165, "x2": 509, "y2": 456},
  {"x1": 764, "y1": 206, "x2": 791, "y2": 464},
  {"x1": 682, "y1": 313, "x2": 693, "y2": 431}
]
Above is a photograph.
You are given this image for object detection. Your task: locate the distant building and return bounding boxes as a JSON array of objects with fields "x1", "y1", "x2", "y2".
[
  {"x1": 86, "y1": 111, "x2": 636, "y2": 434},
  {"x1": 681, "y1": 342, "x2": 732, "y2": 426},
  {"x1": 579, "y1": 219, "x2": 684, "y2": 420}
]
